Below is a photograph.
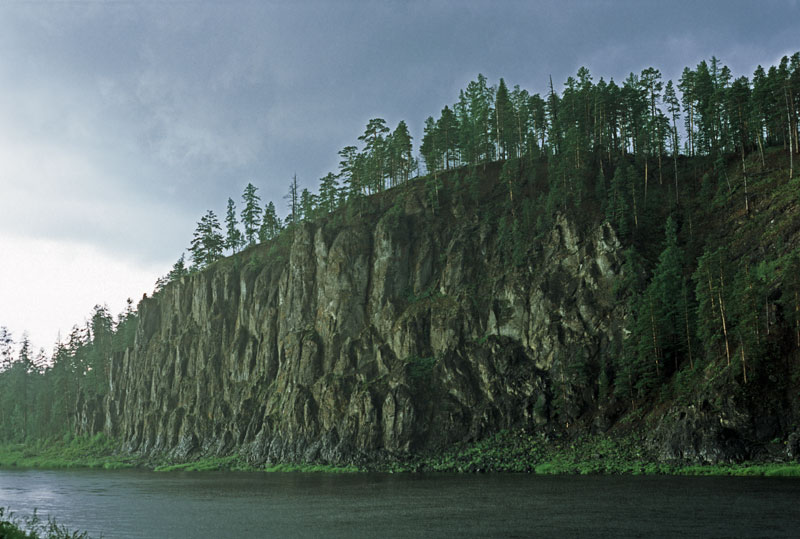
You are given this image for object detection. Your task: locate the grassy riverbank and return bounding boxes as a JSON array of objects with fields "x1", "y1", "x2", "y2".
[
  {"x1": 0, "y1": 434, "x2": 134, "y2": 470},
  {"x1": 0, "y1": 435, "x2": 357, "y2": 474},
  {"x1": 396, "y1": 429, "x2": 800, "y2": 477},
  {"x1": 2, "y1": 430, "x2": 798, "y2": 477},
  {"x1": 152, "y1": 455, "x2": 358, "y2": 473},
  {"x1": 0, "y1": 508, "x2": 90, "y2": 539}
]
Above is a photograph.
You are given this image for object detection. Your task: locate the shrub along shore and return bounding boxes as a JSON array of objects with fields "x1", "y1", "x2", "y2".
[
  {"x1": 1, "y1": 431, "x2": 798, "y2": 477},
  {"x1": 0, "y1": 507, "x2": 89, "y2": 539}
]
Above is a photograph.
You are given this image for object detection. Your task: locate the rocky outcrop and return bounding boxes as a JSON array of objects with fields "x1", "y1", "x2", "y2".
[
  {"x1": 646, "y1": 400, "x2": 751, "y2": 464},
  {"x1": 99, "y1": 185, "x2": 627, "y2": 465}
]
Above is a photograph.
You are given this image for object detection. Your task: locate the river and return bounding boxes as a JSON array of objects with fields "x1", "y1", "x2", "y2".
[{"x1": 1, "y1": 469, "x2": 799, "y2": 537}]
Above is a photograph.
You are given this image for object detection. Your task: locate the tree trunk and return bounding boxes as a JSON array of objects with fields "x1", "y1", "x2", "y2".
[
  {"x1": 718, "y1": 266, "x2": 731, "y2": 366},
  {"x1": 795, "y1": 290, "x2": 799, "y2": 348},
  {"x1": 787, "y1": 87, "x2": 794, "y2": 179},
  {"x1": 684, "y1": 286, "x2": 694, "y2": 370},
  {"x1": 790, "y1": 87, "x2": 799, "y2": 155},
  {"x1": 650, "y1": 303, "x2": 660, "y2": 378},
  {"x1": 673, "y1": 120, "x2": 680, "y2": 207},
  {"x1": 631, "y1": 170, "x2": 639, "y2": 229},
  {"x1": 757, "y1": 129, "x2": 765, "y2": 169},
  {"x1": 740, "y1": 338, "x2": 748, "y2": 384},
  {"x1": 741, "y1": 144, "x2": 749, "y2": 213},
  {"x1": 719, "y1": 288, "x2": 731, "y2": 365}
]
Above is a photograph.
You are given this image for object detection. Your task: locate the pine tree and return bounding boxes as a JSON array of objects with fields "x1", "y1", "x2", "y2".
[
  {"x1": 607, "y1": 164, "x2": 631, "y2": 239},
  {"x1": 318, "y1": 172, "x2": 339, "y2": 214},
  {"x1": 780, "y1": 250, "x2": 800, "y2": 349},
  {"x1": 678, "y1": 67, "x2": 696, "y2": 156},
  {"x1": 420, "y1": 116, "x2": 441, "y2": 174},
  {"x1": 14, "y1": 334, "x2": 33, "y2": 438},
  {"x1": 648, "y1": 216, "x2": 685, "y2": 373},
  {"x1": 88, "y1": 304, "x2": 113, "y2": 394},
  {"x1": 167, "y1": 254, "x2": 189, "y2": 282},
  {"x1": 224, "y1": 197, "x2": 244, "y2": 253},
  {"x1": 436, "y1": 107, "x2": 457, "y2": 170},
  {"x1": 390, "y1": 120, "x2": 414, "y2": 183},
  {"x1": 0, "y1": 327, "x2": 12, "y2": 372},
  {"x1": 337, "y1": 146, "x2": 360, "y2": 198},
  {"x1": 241, "y1": 183, "x2": 262, "y2": 245},
  {"x1": 189, "y1": 210, "x2": 224, "y2": 268},
  {"x1": 359, "y1": 118, "x2": 390, "y2": 192},
  {"x1": 731, "y1": 262, "x2": 766, "y2": 382},
  {"x1": 693, "y1": 247, "x2": 733, "y2": 365},
  {"x1": 285, "y1": 174, "x2": 300, "y2": 227},
  {"x1": 493, "y1": 77, "x2": 516, "y2": 160},
  {"x1": 613, "y1": 247, "x2": 647, "y2": 400},
  {"x1": 511, "y1": 84, "x2": 531, "y2": 160},
  {"x1": 299, "y1": 188, "x2": 317, "y2": 221},
  {"x1": 664, "y1": 80, "x2": 682, "y2": 205},
  {"x1": 259, "y1": 201, "x2": 282, "y2": 242}
]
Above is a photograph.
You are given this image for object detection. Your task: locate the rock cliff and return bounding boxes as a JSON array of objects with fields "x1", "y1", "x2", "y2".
[{"x1": 98, "y1": 183, "x2": 628, "y2": 465}]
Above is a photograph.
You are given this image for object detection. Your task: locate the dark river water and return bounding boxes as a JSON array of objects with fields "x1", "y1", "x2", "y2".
[{"x1": 1, "y1": 469, "x2": 800, "y2": 538}]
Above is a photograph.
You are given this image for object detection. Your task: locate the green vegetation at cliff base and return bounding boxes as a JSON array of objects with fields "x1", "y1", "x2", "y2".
[
  {"x1": 153, "y1": 455, "x2": 358, "y2": 473},
  {"x1": 3, "y1": 430, "x2": 799, "y2": 477},
  {"x1": 388, "y1": 429, "x2": 800, "y2": 477},
  {"x1": 153, "y1": 455, "x2": 251, "y2": 472},
  {"x1": 0, "y1": 433, "x2": 134, "y2": 470}
]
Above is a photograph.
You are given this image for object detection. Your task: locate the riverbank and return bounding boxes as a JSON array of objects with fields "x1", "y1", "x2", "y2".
[
  {"x1": 0, "y1": 507, "x2": 90, "y2": 539},
  {"x1": 396, "y1": 429, "x2": 800, "y2": 477},
  {"x1": 0, "y1": 434, "x2": 135, "y2": 470},
  {"x1": 2, "y1": 431, "x2": 799, "y2": 477}
]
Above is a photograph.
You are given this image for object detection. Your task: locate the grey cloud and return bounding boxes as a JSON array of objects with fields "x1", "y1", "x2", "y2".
[{"x1": 1, "y1": 0, "x2": 798, "y2": 270}]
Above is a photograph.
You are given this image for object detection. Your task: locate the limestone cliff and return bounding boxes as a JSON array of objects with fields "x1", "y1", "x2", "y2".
[{"x1": 96, "y1": 184, "x2": 626, "y2": 465}]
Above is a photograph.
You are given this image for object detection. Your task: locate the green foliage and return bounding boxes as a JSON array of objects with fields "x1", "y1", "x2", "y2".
[
  {"x1": 425, "y1": 173, "x2": 443, "y2": 213},
  {"x1": 607, "y1": 164, "x2": 632, "y2": 239},
  {"x1": 464, "y1": 166, "x2": 482, "y2": 203},
  {"x1": 241, "y1": 183, "x2": 263, "y2": 245},
  {"x1": 154, "y1": 455, "x2": 247, "y2": 472},
  {"x1": 189, "y1": 210, "x2": 224, "y2": 268},
  {"x1": 778, "y1": 249, "x2": 800, "y2": 348},
  {"x1": 0, "y1": 507, "x2": 90, "y2": 539},
  {"x1": 259, "y1": 201, "x2": 282, "y2": 242},
  {"x1": 408, "y1": 429, "x2": 658, "y2": 474},
  {"x1": 693, "y1": 246, "x2": 733, "y2": 363},
  {"x1": 299, "y1": 188, "x2": 317, "y2": 221},
  {"x1": 224, "y1": 197, "x2": 244, "y2": 253},
  {"x1": 0, "y1": 433, "x2": 131, "y2": 470},
  {"x1": 247, "y1": 252, "x2": 262, "y2": 271},
  {"x1": 262, "y1": 463, "x2": 359, "y2": 473},
  {"x1": 380, "y1": 197, "x2": 404, "y2": 230},
  {"x1": 317, "y1": 172, "x2": 340, "y2": 214},
  {"x1": 167, "y1": 254, "x2": 189, "y2": 283}
]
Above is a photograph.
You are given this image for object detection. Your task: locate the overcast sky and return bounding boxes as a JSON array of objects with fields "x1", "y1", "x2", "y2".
[{"x1": 1, "y1": 0, "x2": 798, "y2": 353}]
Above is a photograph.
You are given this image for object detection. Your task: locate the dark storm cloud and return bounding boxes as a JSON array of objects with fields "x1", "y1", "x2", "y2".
[{"x1": 1, "y1": 0, "x2": 797, "y2": 264}]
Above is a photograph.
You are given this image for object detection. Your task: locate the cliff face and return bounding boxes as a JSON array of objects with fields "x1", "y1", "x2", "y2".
[{"x1": 97, "y1": 187, "x2": 626, "y2": 465}]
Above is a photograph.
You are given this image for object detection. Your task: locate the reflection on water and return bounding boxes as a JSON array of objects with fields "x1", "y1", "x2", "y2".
[{"x1": 1, "y1": 469, "x2": 800, "y2": 538}]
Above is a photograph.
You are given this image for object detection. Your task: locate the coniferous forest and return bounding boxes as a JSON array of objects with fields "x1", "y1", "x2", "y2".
[{"x1": 2, "y1": 52, "x2": 800, "y2": 469}]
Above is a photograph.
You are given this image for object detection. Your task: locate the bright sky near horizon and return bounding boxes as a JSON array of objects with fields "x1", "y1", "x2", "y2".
[{"x1": 1, "y1": 0, "x2": 798, "y2": 355}]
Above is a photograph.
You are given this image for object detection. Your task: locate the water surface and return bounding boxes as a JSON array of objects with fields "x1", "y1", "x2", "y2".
[{"x1": 2, "y1": 469, "x2": 799, "y2": 537}]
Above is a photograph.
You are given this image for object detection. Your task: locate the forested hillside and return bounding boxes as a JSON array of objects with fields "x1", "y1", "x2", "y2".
[{"x1": 1, "y1": 53, "x2": 799, "y2": 467}]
